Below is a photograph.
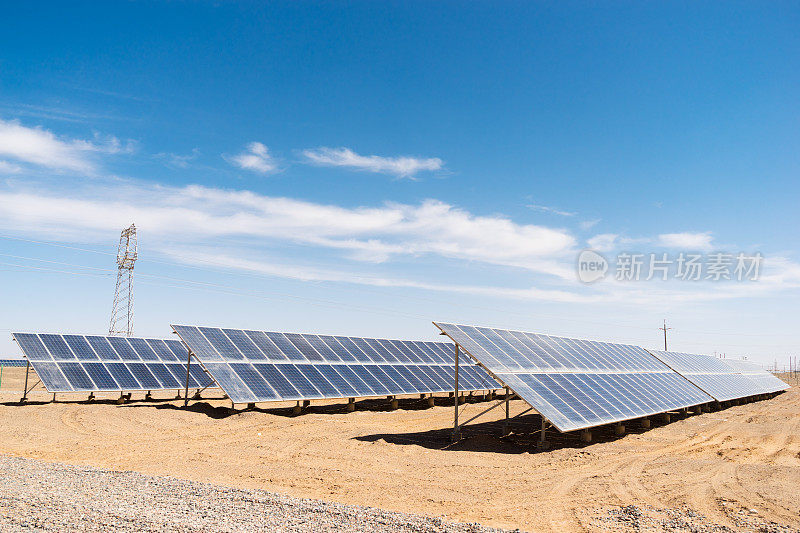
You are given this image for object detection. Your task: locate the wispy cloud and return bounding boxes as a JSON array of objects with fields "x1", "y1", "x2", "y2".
[
  {"x1": 580, "y1": 218, "x2": 601, "y2": 230},
  {"x1": 0, "y1": 103, "x2": 126, "y2": 124},
  {"x1": 0, "y1": 118, "x2": 133, "y2": 173},
  {"x1": 157, "y1": 148, "x2": 200, "y2": 169},
  {"x1": 301, "y1": 147, "x2": 443, "y2": 179},
  {"x1": 0, "y1": 161, "x2": 22, "y2": 174},
  {"x1": 658, "y1": 232, "x2": 713, "y2": 250},
  {"x1": 527, "y1": 204, "x2": 576, "y2": 217},
  {"x1": 0, "y1": 177, "x2": 796, "y2": 306},
  {"x1": 226, "y1": 142, "x2": 278, "y2": 174},
  {"x1": 0, "y1": 179, "x2": 576, "y2": 279},
  {"x1": 161, "y1": 247, "x2": 800, "y2": 306},
  {"x1": 163, "y1": 248, "x2": 600, "y2": 303},
  {"x1": 587, "y1": 233, "x2": 618, "y2": 252}
]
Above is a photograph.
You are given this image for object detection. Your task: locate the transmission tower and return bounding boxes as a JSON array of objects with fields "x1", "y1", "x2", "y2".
[{"x1": 109, "y1": 224, "x2": 138, "y2": 336}]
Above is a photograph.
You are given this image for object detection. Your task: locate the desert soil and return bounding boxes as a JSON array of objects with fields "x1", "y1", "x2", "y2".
[{"x1": 0, "y1": 368, "x2": 797, "y2": 532}]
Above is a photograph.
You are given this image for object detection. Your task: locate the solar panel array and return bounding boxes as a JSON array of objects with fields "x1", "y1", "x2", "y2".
[
  {"x1": 719, "y1": 358, "x2": 789, "y2": 394},
  {"x1": 0, "y1": 359, "x2": 28, "y2": 367},
  {"x1": 648, "y1": 351, "x2": 789, "y2": 399},
  {"x1": 645, "y1": 350, "x2": 765, "y2": 401},
  {"x1": 172, "y1": 325, "x2": 502, "y2": 404},
  {"x1": 433, "y1": 322, "x2": 715, "y2": 432},
  {"x1": 12, "y1": 333, "x2": 213, "y2": 393}
]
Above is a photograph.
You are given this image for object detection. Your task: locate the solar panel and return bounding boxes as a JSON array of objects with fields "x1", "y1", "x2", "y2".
[
  {"x1": 433, "y1": 322, "x2": 714, "y2": 433},
  {"x1": 720, "y1": 358, "x2": 789, "y2": 394},
  {"x1": 0, "y1": 359, "x2": 28, "y2": 367},
  {"x1": 12, "y1": 333, "x2": 214, "y2": 393},
  {"x1": 646, "y1": 350, "x2": 788, "y2": 401},
  {"x1": 172, "y1": 325, "x2": 502, "y2": 404}
]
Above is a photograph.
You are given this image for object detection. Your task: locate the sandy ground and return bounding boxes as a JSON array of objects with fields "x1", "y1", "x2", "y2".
[{"x1": 0, "y1": 368, "x2": 798, "y2": 532}]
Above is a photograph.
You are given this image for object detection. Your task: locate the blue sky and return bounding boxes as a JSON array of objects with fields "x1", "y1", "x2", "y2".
[{"x1": 0, "y1": 2, "x2": 798, "y2": 366}]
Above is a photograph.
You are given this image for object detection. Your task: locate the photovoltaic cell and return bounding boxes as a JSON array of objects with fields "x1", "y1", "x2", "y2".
[
  {"x1": 434, "y1": 322, "x2": 715, "y2": 433},
  {"x1": 647, "y1": 350, "x2": 788, "y2": 401},
  {"x1": 0, "y1": 359, "x2": 28, "y2": 367},
  {"x1": 172, "y1": 325, "x2": 502, "y2": 405},
  {"x1": 12, "y1": 332, "x2": 213, "y2": 394},
  {"x1": 13, "y1": 334, "x2": 51, "y2": 361}
]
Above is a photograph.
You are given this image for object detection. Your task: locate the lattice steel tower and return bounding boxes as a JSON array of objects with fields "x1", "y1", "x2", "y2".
[{"x1": 109, "y1": 224, "x2": 138, "y2": 336}]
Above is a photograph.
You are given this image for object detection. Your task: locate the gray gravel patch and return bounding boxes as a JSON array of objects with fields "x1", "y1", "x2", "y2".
[
  {"x1": 592, "y1": 504, "x2": 799, "y2": 533},
  {"x1": 0, "y1": 455, "x2": 512, "y2": 532}
]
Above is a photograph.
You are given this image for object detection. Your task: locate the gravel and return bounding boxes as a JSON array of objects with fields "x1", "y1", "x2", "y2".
[
  {"x1": 592, "y1": 504, "x2": 800, "y2": 533},
  {"x1": 0, "y1": 455, "x2": 511, "y2": 533}
]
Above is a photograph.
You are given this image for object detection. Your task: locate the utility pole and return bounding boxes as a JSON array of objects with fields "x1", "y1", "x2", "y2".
[
  {"x1": 109, "y1": 224, "x2": 138, "y2": 337},
  {"x1": 659, "y1": 319, "x2": 672, "y2": 351}
]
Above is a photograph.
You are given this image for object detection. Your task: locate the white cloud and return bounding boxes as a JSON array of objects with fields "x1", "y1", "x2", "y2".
[
  {"x1": 580, "y1": 218, "x2": 601, "y2": 230},
  {"x1": 527, "y1": 204, "x2": 575, "y2": 217},
  {"x1": 227, "y1": 142, "x2": 278, "y2": 174},
  {"x1": 658, "y1": 232, "x2": 713, "y2": 250},
  {"x1": 587, "y1": 233, "x2": 618, "y2": 252},
  {"x1": 163, "y1": 249, "x2": 594, "y2": 303},
  {"x1": 1, "y1": 177, "x2": 795, "y2": 307},
  {"x1": 0, "y1": 118, "x2": 133, "y2": 173},
  {"x1": 0, "y1": 161, "x2": 22, "y2": 174},
  {"x1": 0, "y1": 180, "x2": 577, "y2": 279},
  {"x1": 302, "y1": 147, "x2": 443, "y2": 178},
  {"x1": 157, "y1": 148, "x2": 200, "y2": 169},
  {"x1": 158, "y1": 247, "x2": 800, "y2": 306}
]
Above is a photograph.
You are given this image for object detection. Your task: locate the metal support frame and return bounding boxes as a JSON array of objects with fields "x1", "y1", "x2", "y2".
[
  {"x1": 452, "y1": 344, "x2": 461, "y2": 441},
  {"x1": 448, "y1": 339, "x2": 548, "y2": 443},
  {"x1": 20, "y1": 360, "x2": 30, "y2": 403},
  {"x1": 451, "y1": 386, "x2": 523, "y2": 437},
  {"x1": 503, "y1": 386, "x2": 510, "y2": 435},
  {"x1": 183, "y1": 348, "x2": 192, "y2": 408},
  {"x1": 539, "y1": 417, "x2": 548, "y2": 447},
  {"x1": 193, "y1": 382, "x2": 212, "y2": 397}
]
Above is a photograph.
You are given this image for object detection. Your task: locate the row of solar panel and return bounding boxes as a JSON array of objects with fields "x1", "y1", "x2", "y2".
[
  {"x1": 202, "y1": 361, "x2": 498, "y2": 404},
  {"x1": 13, "y1": 331, "x2": 503, "y2": 400},
  {"x1": 648, "y1": 350, "x2": 736, "y2": 374},
  {"x1": 436, "y1": 324, "x2": 665, "y2": 373},
  {"x1": 436, "y1": 323, "x2": 789, "y2": 433},
  {"x1": 498, "y1": 371, "x2": 711, "y2": 432},
  {"x1": 0, "y1": 359, "x2": 28, "y2": 367},
  {"x1": 647, "y1": 350, "x2": 788, "y2": 400},
  {"x1": 173, "y1": 325, "x2": 465, "y2": 365},
  {"x1": 25, "y1": 360, "x2": 213, "y2": 392},
  {"x1": 13, "y1": 333, "x2": 188, "y2": 362},
  {"x1": 743, "y1": 373, "x2": 788, "y2": 394}
]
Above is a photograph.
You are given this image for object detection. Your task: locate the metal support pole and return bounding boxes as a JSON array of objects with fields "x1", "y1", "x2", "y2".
[
  {"x1": 452, "y1": 343, "x2": 461, "y2": 441},
  {"x1": 503, "y1": 386, "x2": 510, "y2": 436},
  {"x1": 539, "y1": 417, "x2": 547, "y2": 445},
  {"x1": 183, "y1": 350, "x2": 192, "y2": 408},
  {"x1": 0, "y1": 364, "x2": 4, "y2": 389},
  {"x1": 21, "y1": 360, "x2": 30, "y2": 402}
]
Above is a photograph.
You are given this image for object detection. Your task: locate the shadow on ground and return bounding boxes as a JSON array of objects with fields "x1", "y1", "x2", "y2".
[
  {"x1": 117, "y1": 393, "x2": 504, "y2": 420},
  {"x1": 352, "y1": 412, "x2": 654, "y2": 454}
]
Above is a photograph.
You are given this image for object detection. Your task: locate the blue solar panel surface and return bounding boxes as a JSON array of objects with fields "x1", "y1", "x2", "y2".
[
  {"x1": 720, "y1": 358, "x2": 789, "y2": 394},
  {"x1": 12, "y1": 333, "x2": 213, "y2": 393},
  {"x1": 172, "y1": 325, "x2": 502, "y2": 404},
  {"x1": 648, "y1": 350, "x2": 788, "y2": 400},
  {"x1": 0, "y1": 359, "x2": 28, "y2": 367},
  {"x1": 434, "y1": 322, "x2": 714, "y2": 432}
]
